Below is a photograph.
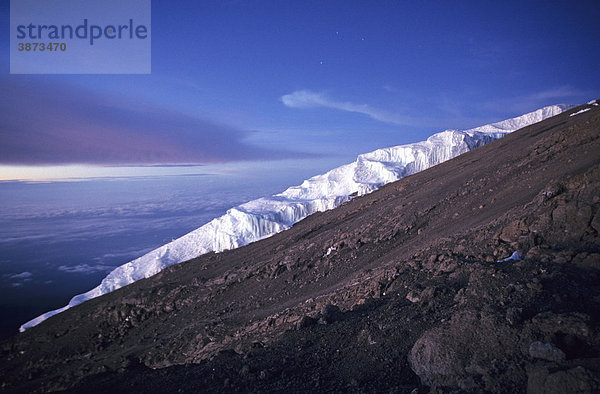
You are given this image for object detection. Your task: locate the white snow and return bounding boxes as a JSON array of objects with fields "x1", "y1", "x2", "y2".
[
  {"x1": 498, "y1": 251, "x2": 522, "y2": 263},
  {"x1": 324, "y1": 246, "x2": 337, "y2": 257},
  {"x1": 570, "y1": 108, "x2": 591, "y2": 117},
  {"x1": 586, "y1": 99, "x2": 598, "y2": 106},
  {"x1": 20, "y1": 104, "x2": 571, "y2": 332}
]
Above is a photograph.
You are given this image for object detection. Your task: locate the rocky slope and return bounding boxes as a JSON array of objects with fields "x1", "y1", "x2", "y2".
[
  {"x1": 1, "y1": 101, "x2": 600, "y2": 393},
  {"x1": 20, "y1": 105, "x2": 569, "y2": 332}
]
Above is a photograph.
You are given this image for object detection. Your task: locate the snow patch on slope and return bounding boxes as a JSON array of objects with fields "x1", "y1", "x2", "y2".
[
  {"x1": 20, "y1": 104, "x2": 571, "y2": 332},
  {"x1": 570, "y1": 108, "x2": 591, "y2": 117}
]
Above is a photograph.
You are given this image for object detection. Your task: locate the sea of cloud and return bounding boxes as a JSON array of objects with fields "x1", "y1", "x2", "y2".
[{"x1": 0, "y1": 170, "x2": 308, "y2": 338}]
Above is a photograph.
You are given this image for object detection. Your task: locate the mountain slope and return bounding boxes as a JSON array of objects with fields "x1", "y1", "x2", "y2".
[
  {"x1": 20, "y1": 104, "x2": 570, "y2": 331},
  {"x1": 2, "y1": 101, "x2": 599, "y2": 393}
]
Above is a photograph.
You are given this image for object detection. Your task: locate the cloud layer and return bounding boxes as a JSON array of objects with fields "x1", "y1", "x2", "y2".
[{"x1": 0, "y1": 79, "x2": 300, "y2": 166}]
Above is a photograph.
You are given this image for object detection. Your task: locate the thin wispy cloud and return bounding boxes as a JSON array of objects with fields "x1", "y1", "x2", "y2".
[
  {"x1": 527, "y1": 86, "x2": 590, "y2": 101},
  {"x1": 281, "y1": 90, "x2": 415, "y2": 126},
  {"x1": 482, "y1": 86, "x2": 593, "y2": 115},
  {"x1": 57, "y1": 264, "x2": 114, "y2": 274},
  {"x1": 4, "y1": 272, "x2": 32, "y2": 280},
  {"x1": 2, "y1": 272, "x2": 33, "y2": 287},
  {"x1": 280, "y1": 89, "x2": 511, "y2": 130}
]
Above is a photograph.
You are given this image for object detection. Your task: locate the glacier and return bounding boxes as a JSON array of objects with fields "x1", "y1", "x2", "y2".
[{"x1": 20, "y1": 104, "x2": 571, "y2": 332}]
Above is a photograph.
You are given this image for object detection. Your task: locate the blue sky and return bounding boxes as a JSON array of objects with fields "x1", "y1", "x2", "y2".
[{"x1": 0, "y1": 0, "x2": 598, "y2": 179}]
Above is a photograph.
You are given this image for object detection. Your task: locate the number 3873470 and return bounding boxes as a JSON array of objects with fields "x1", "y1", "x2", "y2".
[{"x1": 17, "y1": 42, "x2": 66, "y2": 52}]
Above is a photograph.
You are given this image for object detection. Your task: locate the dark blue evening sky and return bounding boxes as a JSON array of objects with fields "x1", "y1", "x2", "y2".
[{"x1": 0, "y1": 0, "x2": 598, "y2": 179}]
